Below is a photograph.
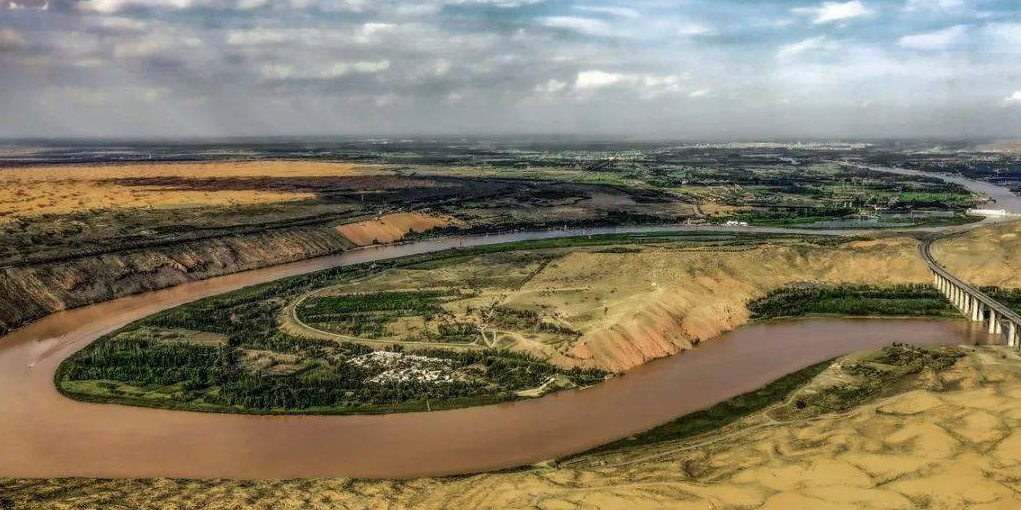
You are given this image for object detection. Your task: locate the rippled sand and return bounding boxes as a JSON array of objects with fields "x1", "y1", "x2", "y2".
[{"x1": 7, "y1": 346, "x2": 1021, "y2": 509}]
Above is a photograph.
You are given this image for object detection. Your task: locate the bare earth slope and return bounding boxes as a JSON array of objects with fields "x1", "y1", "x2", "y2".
[
  {"x1": 0, "y1": 227, "x2": 355, "y2": 335},
  {"x1": 932, "y1": 220, "x2": 1021, "y2": 287},
  {"x1": 7, "y1": 346, "x2": 1021, "y2": 510},
  {"x1": 285, "y1": 237, "x2": 931, "y2": 373},
  {"x1": 336, "y1": 212, "x2": 462, "y2": 246},
  {"x1": 487, "y1": 238, "x2": 930, "y2": 371}
]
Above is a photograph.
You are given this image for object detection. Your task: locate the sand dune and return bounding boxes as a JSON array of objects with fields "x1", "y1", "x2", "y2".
[{"x1": 933, "y1": 220, "x2": 1021, "y2": 288}]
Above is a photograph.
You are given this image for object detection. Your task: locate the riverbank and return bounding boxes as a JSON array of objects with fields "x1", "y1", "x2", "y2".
[
  {"x1": 6, "y1": 344, "x2": 1018, "y2": 509},
  {"x1": 52, "y1": 232, "x2": 939, "y2": 416}
]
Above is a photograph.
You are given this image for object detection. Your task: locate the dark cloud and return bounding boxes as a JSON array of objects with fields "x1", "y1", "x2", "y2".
[{"x1": 0, "y1": 0, "x2": 1020, "y2": 138}]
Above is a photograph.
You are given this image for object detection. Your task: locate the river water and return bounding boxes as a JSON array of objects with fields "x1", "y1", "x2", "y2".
[
  {"x1": 1, "y1": 167, "x2": 1020, "y2": 479},
  {"x1": 866, "y1": 164, "x2": 1021, "y2": 214}
]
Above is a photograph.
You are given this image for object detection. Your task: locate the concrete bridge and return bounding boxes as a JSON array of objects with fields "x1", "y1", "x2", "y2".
[{"x1": 921, "y1": 236, "x2": 1021, "y2": 346}]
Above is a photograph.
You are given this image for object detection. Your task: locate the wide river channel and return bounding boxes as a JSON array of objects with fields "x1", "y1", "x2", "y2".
[{"x1": 2, "y1": 165, "x2": 1021, "y2": 479}]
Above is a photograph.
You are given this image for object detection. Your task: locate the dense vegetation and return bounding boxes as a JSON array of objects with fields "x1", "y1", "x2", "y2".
[
  {"x1": 748, "y1": 283, "x2": 956, "y2": 319},
  {"x1": 57, "y1": 328, "x2": 606, "y2": 414},
  {"x1": 297, "y1": 290, "x2": 460, "y2": 338},
  {"x1": 300, "y1": 290, "x2": 453, "y2": 317},
  {"x1": 979, "y1": 286, "x2": 1021, "y2": 315}
]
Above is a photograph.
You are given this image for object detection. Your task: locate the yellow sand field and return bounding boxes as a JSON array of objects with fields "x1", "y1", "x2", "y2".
[
  {"x1": 0, "y1": 161, "x2": 381, "y2": 220},
  {"x1": 336, "y1": 212, "x2": 462, "y2": 245},
  {"x1": 932, "y1": 220, "x2": 1021, "y2": 287}
]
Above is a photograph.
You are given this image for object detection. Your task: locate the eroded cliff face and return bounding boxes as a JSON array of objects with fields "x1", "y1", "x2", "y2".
[
  {"x1": 0, "y1": 227, "x2": 355, "y2": 336},
  {"x1": 512, "y1": 238, "x2": 933, "y2": 372}
]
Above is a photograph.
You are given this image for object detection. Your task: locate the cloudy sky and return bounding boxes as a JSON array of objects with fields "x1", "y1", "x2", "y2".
[{"x1": 1, "y1": 0, "x2": 1020, "y2": 139}]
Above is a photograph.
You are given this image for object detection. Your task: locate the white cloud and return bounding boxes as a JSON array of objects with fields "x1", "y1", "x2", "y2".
[
  {"x1": 677, "y1": 23, "x2": 714, "y2": 36},
  {"x1": 688, "y1": 88, "x2": 710, "y2": 98},
  {"x1": 236, "y1": 0, "x2": 268, "y2": 9},
  {"x1": 985, "y1": 23, "x2": 1021, "y2": 50},
  {"x1": 432, "y1": 59, "x2": 452, "y2": 76},
  {"x1": 638, "y1": 74, "x2": 683, "y2": 98},
  {"x1": 78, "y1": 0, "x2": 373, "y2": 13},
  {"x1": 572, "y1": 70, "x2": 684, "y2": 98},
  {"x1": 903, "y1": 0, "x2": 964, "y2": 12},
  {"x1": 574, "y1": 5, "x2": 638, "y2": 18},
  {"x1": 540, "y1": 16, "x2": 612, "y2": 36},
  {"x1": 113, "y1": 34, "x2": 200, "y2": 58},
  {"x1": 1005, "y1": 90, "x2": 1021, "y2": 105},
  {"x1": 898, "y1": 25, "x2": 968, "y2": 50},
  {"x1": 777, "y1": 36, "x2": 833, "y2": 60},
  {"x1": 575, "y1": 70, "x2": 624, "y2": 89},
  {"x1": 534, "y1": 78, "x2": 568, "y2": 94},
  {"x1": 361, "y1": 23, "x2": 396, "y2": 37},
  {"x1": 81, "y1": 0, "x2": 194, "y2": 14},
  {"x1": 227, "y1": 29, "x2": 289, "y2": 46},
  {"x1": 352, "y1": 60, "x2": 390, "y2": 73},
  {"x1": 0, "y1": 28, "x2": 28, "y2": 51},
  {"x1": 259, "y1": 60, "x2": 390, "y2": 81},
  {"x1": 5, "y1": 0, "x2": 48, "y2": 9},
  {"x1": 793, "y1": 1, "x2": 874, "y2": 24}
]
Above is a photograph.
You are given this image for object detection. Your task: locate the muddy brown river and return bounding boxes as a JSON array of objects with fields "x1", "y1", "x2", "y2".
[{"x1": 0, "y1": 226, "x2": 996, "y2": 479}]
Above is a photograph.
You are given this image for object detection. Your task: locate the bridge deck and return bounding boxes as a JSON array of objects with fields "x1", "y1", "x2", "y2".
[{"x1": 920, "y1": 236, "x2": 1021, "y2": 326}]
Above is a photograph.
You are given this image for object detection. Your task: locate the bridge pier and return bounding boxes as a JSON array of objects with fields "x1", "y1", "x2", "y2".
[
  {"x1": 989, "y1": 309, "x2": 1001, "y2": 335},
  {"x1": 925, "y1": 241, "x2": 1021, "y2": 348}
]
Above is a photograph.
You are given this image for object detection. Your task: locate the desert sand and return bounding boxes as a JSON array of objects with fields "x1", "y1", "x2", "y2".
[
  {"x1": 336, "y1": 212, "x2": 462, "y2": 246},
  {"x1": 0, "y1": 161, "x2": 381, "y2": 220},
  {"x1": 932, "y1": 220, "x2": 1021, "y2": 287}
]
